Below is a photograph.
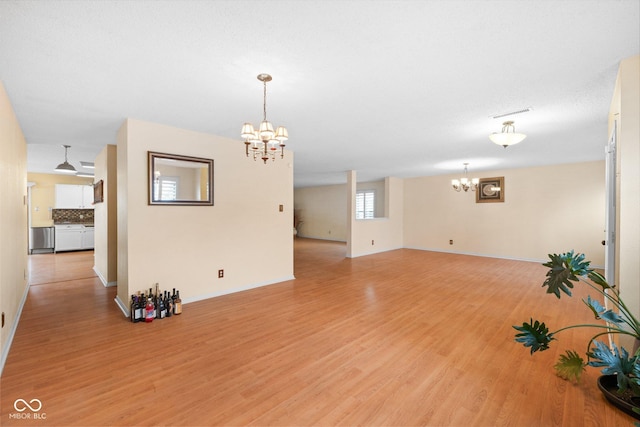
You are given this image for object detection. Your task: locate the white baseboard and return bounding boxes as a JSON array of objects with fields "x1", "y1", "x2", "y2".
[
  {"x1": 94, "y1": 266, "x2": 117, "y2": 287},
  {"x1": 402, "y1": 246, "x2": 605, "y2": 269},
  {"x1": 182, "y1": 275, "x2": 296, "y2": 305},
  {"x1": 114, "y1": 295, "x2": 129, "y2": 318},
  {"x1": 0, "y1": 281, "x2": 30, "y2": 376}
]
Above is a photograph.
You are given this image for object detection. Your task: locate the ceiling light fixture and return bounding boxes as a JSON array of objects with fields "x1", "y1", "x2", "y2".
[
  {"x1": 489, "y1": 121, "x2": 526, "y2": 148},
  {"x1": 452, "y1": 163, "x2": 479, "y2": 192},
  {"x1": 54, "y1": 145, "x2": 77, "y2": 174},
  {"x1": 241, "y1": 73, "x2": 289, "y2": 164},
  {"x1": 80, "y1": 161, "x2": 95, "y2": 169}
]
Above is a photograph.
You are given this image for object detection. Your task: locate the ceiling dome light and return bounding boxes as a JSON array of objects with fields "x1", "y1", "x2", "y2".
[
  {"x1": 55, "y1": 145, "x2": 77, "y2": 174},
  {"x1": 489, "y1": 121, "x2": 526, "y2": 148}
]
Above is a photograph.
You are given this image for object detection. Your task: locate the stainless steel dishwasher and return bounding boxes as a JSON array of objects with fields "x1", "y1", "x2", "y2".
[{"x1": 30, "y1": 226, "x2": 55, "y2": 254}]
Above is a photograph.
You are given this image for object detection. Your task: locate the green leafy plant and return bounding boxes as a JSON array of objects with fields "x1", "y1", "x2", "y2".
[{"x1": 514, "y1": 250, "x2": 640, "y2": 410}]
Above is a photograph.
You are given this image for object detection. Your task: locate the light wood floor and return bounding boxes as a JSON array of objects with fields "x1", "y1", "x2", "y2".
[{"x1": 1, "y1": 239, "x2": 635, "y2": 426}]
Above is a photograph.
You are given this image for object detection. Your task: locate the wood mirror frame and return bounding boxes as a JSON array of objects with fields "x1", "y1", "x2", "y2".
[{"x1": 148, "y1": 151, "x2": 214, "y2": 206}]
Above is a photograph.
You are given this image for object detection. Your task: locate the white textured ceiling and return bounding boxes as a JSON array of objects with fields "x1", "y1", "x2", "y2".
[{"x1": 1, "y1": 0, "x2": 638, "y2": 187}]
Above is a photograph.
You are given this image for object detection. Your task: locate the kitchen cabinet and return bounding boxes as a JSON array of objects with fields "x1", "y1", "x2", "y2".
[
  {"x1": 83, "y1": 227, "x2": 95, "y2": 249},
  {"x1": 55, "y1": 184, "x2": 94, "y2": 209},
  {"x1": 55, "y1": 224, "x2": 95, "y2": 252}
]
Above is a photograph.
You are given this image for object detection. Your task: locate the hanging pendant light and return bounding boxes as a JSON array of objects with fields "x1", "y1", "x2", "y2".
[
  {"x1": 489, "y1": 120, "x2": 526, "y2": 148},
  {"x1": 55, "y1": 145, "x2": 77, "y2": 174},
  {"x1": 241, "y1": 73, "x2": 289, "y2": 164},
  {"x1": 452, "y1": 163, "x2": 479, "y2": 192}
]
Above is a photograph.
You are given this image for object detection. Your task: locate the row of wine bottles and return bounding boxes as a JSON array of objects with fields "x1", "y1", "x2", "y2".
[{"x1": 130, "y1": 283, "x2": 182, "y2": 323}]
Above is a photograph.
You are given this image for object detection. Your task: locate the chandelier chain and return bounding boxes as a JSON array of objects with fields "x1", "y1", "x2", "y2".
[{"x1": 263, "y1": 80, "x2": 268, "y2": 121}]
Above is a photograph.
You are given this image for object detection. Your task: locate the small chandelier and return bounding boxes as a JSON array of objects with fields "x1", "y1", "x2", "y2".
[
  {"x1": 489, "y1": 120, "x2": 526, "y2": 148},
  {"x1": 55, "y1": 145, "x2": 77, "y2": 174},
  {"x1": 241, "y1": 73, "x2": 289, "y2": 164},
  {"x1": 452, "y1": 163, "x2": 479, "y2": 192}
]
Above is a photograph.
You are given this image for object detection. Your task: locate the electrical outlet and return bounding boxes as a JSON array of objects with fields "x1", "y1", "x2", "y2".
[
  {"x1": 449, "y1": 239, "x2": 453, "y2": 245},
  {"x1": 218, "y1": 269, "x2": 224, "y2": 278}
]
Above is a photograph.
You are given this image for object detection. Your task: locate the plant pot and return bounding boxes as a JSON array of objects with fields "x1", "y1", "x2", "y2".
[{"x1": 597, "y1": 375, "x2": 640, "y2": 420}]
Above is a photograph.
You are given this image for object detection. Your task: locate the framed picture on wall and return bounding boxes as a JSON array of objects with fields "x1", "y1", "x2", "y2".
[
  {"x1": 476, "y1": 177, "x2": 504, "y2": 203},
  {"x1": 94, "y1": 179, "x2": 104, "y2": 204}
]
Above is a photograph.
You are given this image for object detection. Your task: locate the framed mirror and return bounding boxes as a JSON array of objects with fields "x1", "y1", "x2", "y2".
[{"x1": 148, "y1": 151, "x2": 214, "y2": 206}]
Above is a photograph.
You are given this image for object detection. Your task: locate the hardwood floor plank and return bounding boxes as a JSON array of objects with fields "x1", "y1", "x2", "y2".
[{"x1": 1, "y1": 239, "x2": 636, "y2": 426}]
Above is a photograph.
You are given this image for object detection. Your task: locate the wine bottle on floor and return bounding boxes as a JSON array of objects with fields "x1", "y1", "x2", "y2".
[
  {"x1": 165, "y1": 291, "x2": 173, "y2": 318},
  {"x1": 145, "y1": 293, "x2": 155, "y2": 322},
  {"x1": 130, "y1": 295, "x2": 137, "y2": 323},
  {"x1": 135, "y1": 294, "x2": 144, "y2": 322},
  {"x1": 156, "y1": 288, "x2": 166, "y2": 319},
  {"x1": 141, "y1": 293, "x2": 147, "y2": 320},
  {"x1": 174, "y1": 290, "x2": 182, "y2": 315}
]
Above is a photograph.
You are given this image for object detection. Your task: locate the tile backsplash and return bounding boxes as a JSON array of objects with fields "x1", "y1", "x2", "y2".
[{"x1": 52, "y1": 209, "x2": 94, "y2": 224}]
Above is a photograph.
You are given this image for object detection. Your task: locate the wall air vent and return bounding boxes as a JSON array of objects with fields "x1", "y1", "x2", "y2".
[{"x1": 490, "y1": 107, "x2": 533, "y2": 119}]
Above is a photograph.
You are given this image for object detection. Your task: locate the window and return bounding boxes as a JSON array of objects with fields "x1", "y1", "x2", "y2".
[
  {"x1": 356, "y1": 190, "x2": 375, "y2": 219},
  {"x1": 154, "y1": 177, "x2": 178, "y2": 201}
]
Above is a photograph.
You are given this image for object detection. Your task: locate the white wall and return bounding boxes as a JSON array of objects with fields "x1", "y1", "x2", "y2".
[
  {"x1": 404, "y1": 161, "x2": 606, "y2": 265},
  {"x1": 609, "y1": 55, "x2": 640, "y2": 320},
  {"x1": 116, "y1": 119, "x2": 294, "y2": 313},
  {"x1": 0, "y1": 81, "x2": 28, "y2": 374}
]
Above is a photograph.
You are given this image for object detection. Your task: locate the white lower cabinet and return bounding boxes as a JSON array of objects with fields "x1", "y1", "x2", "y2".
[
  {"x1": 55, "y1": 225, "x2": 95, "y2": 252},
  {"x1": 83, "y1": 227, "x2": 95, "y2": 249}
]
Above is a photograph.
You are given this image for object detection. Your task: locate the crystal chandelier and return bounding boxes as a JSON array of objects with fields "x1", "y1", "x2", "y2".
[
  {"x1": 241, "y1": 73, "x2": 289, "y2": 164},
  {"x1": 452, "y1": 163, "x2": 479, "y2": 192},
  {"x1": 489, "y1": 120, "x2": 526, "y2": 148}
]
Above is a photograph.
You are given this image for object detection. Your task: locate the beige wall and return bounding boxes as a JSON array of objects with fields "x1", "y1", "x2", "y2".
[
  {"x1": 0, "y1": 81, "x2": 28, "y2": 373},
  {"x1": 404, "y1": 161, "x2": 606, "y2": 265},
  {"x1": 294, "y1": 184, "x2": 347, "y2": 241},
  {"x1": 94, "y1": 144, "x2": 117, "y2": 286},
  {"x1": 27, "y1": 173, "x2": 93, "y2": 226},
  {"x1": 347, "y1": 174, "x2": 404, "y2": 258},
  {"x1": 609, "y1": 55, "x2": 640, "y2": 320},
  {"x1": 116, "y1": 119, "x2": 294, "y2": 313},
  {"x1": 293, "y1": 180, "x2": 386, "y2": 242},
  {"x1": 299, "y1": 162, "x2": 604, "y2": 264}
]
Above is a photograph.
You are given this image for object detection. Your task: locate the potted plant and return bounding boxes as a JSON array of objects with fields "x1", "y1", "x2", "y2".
[{"x1": 513, "y1": 250, "x2": 640, "y2": 419}]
